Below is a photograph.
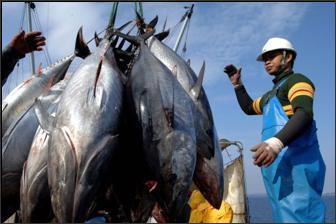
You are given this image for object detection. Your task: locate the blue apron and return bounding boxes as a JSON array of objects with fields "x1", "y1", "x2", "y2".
[{"x1": 261, "y1": 78, "x2": 326, "y2": 223}]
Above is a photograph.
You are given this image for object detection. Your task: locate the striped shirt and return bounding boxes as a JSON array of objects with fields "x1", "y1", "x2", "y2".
[
  {"x1": 251, "y1": 71, "x2": 315, "y2": 118},
  {"x1": 234, "y1": 71, "x2": 315, "y2": 145}
]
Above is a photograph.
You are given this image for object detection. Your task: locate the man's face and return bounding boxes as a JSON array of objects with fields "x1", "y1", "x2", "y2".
[{"x1": 262, "y1": 50, "x2": 284, "y2": 76}]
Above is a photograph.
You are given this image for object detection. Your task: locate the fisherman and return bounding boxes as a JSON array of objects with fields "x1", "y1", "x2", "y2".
[
  {"x1": 1, "y1": 30, "x2": 46, "y2": 86},
  {"x1": 224, "y1": 37, "x2": 326, "y2": 223}
]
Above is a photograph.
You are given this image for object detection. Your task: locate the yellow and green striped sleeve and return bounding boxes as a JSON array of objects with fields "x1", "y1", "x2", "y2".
[{"x1": 288, "y1": 82, "x2": 314, "y2": 102}]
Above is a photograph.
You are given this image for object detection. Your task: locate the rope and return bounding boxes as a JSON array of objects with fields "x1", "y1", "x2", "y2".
[
  {"x1": 163, "y1": 21, "x2": 182, "y2": 46},
  {"x1": 8, "y1": 3, "x2": 27, "y2": 92},
  {"x1": 32, "y1": 6, "x2": 52, "y2": 65},
  {"x1": 86, "y1": 25, "x2": 111, "y2": 44},
  {"x1": 19, "y1": 3, "x2": 27, "y2": 30}
]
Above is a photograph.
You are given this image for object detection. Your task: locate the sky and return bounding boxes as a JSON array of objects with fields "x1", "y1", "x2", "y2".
[{"x1": 2, "y1": 2, "x2": 335, "y2": 195}]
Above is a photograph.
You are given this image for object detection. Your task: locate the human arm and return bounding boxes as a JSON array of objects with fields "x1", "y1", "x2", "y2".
[
  {"x1": 251, "y1": 109, "x2": 312, "y2": 167},
  {"x1": 224, "y1": 64, "x2": 261, "y2": 115},
  {"x1": 2, "y1": 46, "x2": 23, "y2": 86},
  {"x1": 1, "y1": 30, "x2": 46, "y2": 86},
  {"x1": 251, "y1": 76, "x2": 315, "y2": 167}
]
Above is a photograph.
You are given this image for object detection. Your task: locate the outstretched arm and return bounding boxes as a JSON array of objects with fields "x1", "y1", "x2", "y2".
[
  {"x1": 1, "y1": 30, "x2": 46, "y2": 86},
  {"x1": 224, "y1": 64, "x2": 260, "y2": 115}
]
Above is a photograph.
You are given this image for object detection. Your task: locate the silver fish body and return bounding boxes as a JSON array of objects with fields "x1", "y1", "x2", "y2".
[
  {"x1": 2, "y1": 27, "x2": 90, "y2": 138},
  {"x1": 2, "y1": 55, "x2": 74, "y2": 138},
  {"x1": 47, "y1": 38, "x2": 123, "y2": 222},
  {"x1": 126, "y1": 37, "x2": 197, "y2": 222},
  {"x1": 19, "y1": 80, "x2": 68, "y2": 223},
  {"x1": 1, "y1": 80, "x2": 67, "y2": 222},
  {"x1": 148, "y1": 36, "x2": 224, "y2": 209}
]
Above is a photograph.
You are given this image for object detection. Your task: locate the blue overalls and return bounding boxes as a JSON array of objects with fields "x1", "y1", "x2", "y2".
[{"x1": 261, "y1": 78, "x2": 326, "y2": 223}]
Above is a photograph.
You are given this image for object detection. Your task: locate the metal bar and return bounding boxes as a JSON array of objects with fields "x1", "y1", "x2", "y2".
[
  {"x1": 173, "y1": 4, "x2": 194, "y2": 52},
  {"x1": 27, "y1": 2, "x2": 35, "y2": 74},
  {"x1": 108, "y1": 2, "x2": 119, "y2": 28},
  {"x1": 237, "y1": 142, "x2": 250, "y2": 223}
]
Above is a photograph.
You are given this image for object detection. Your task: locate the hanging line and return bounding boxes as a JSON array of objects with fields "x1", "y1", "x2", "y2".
[
  {"x1": 33, "y1": 6, "x2": 53, "y2": 64},
  {"x1": 163, "y1": 20, "x2": 183, "y2": 46},
  {"x1": 10, "y1": 2, "x2": 28, "y2": 91},
  {"x1": 31, "y1": 5, "x2": 52, "y2": 65},
  {"x1": 19, "y1": 3, "x2": 27, "y2": 30}
]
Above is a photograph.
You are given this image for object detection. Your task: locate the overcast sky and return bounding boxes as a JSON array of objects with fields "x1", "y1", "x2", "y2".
[{"x1": 2, "y1": 2, "x2": 335, "y2": 195}]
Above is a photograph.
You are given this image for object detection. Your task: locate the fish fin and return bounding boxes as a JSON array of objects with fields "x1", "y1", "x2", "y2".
[
  {"x1": 116, "y1": 20, "x2": 133, "y2": 32},
  {"x1": 94, "y1": 31, "x2": 102, "y2": 47},
  {"x1": 154, "y1": 30, "x2": 170, "y2": 42},
  {"x1": 162, "y1": 17, "x2": 168, "y2": 32},
  {"x1": 193, "y1": 147, "x2": 223, "y2": 209},
  {"x1": 75, "y1": 26, "x2": 91, "y2": 59},
  {"x1": 190, "y1": 61, "x2": 205, "y2": 100},
  {"x1": 93, "y1": 59, "x2": 103, "y2": 98},
  {"x1": 147, "y1": 15, "x2": 158, "y2": 29},
  {"x1": 33, "y1": 98, "x2": 54, "y2": 134},
  {"x1": 186, "y1": 59, "x2": 191, "y2": 66},
  {"x1": 37, "y1": 63, "x2": 43, "y2": 76}
]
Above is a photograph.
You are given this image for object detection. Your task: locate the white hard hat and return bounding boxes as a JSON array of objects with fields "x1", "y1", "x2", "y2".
[{"x1": 256, "y1": 37, "x2": 296, "y2": 61}]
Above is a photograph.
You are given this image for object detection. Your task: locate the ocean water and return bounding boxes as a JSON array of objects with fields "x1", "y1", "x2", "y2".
[{"x1": 247, "y1": 194, "x2": 336, "y2": 223}]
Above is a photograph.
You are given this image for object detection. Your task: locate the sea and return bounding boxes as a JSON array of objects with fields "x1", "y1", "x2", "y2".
[{"x1": 247, "y1": 193, "x2": 335, "y2": 223}]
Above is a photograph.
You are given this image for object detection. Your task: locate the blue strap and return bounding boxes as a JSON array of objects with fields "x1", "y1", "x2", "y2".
[{"x1": 263, "y1": 77, "x2": 289, "y2": 105}]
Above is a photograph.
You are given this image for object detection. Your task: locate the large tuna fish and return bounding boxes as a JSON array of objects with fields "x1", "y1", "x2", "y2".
[
  {"x1": 148, "y1": 36, "x2": 224, "y2": 209},
  {"x1": 37, "y1": 30, "x2": 124, "y2": 223},
  {"x1": 1, "y1": 27, "x2": 90, "y2": 137},
  {"x1": 1, "y1": 28, "x2": 89, "y2": 222},
  {"x1": 19, "y1": 79, "x2": 68, "y2": 223},
  {"x1": 1, "y1": 80, "x2": 67, "y2": 222},
  {"x1": 115, "y1": 30, "x2": 197, "y2": 222}
]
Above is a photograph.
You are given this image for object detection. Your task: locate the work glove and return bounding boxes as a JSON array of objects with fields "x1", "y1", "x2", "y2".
[
  {"x1": 9, "y1": 30, "x2": 46, "y2": 58},
  {"x1": 224, "y1": 64, "x2": 242, "y2": 88},
  {"x1": 250, "y1": 137, "x2": 284, "y2": 167}
]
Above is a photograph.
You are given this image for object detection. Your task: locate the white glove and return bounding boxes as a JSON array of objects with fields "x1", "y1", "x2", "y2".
[
  {"x1": 264, "y1": 137, "x2": 284, "y2": 154},
  {"x1": 251, "y1": 137, "x2": 284, "y2": 167}
]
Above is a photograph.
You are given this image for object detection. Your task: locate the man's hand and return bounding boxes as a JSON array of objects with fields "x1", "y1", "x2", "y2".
[
  {"x1": 250, "y1": 137, "x2": 284, "y2": 167},
  {"x1": 9, "y1": 30, "x2": 46, "y2": 57},
  {"x1": 224, "y1": 64, "x2": 242, "y2": 87}
]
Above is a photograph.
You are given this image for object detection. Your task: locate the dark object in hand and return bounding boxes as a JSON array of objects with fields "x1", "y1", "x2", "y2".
[{"x1": 224, "y1": 64, "x2": 238, "y2": 77}]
